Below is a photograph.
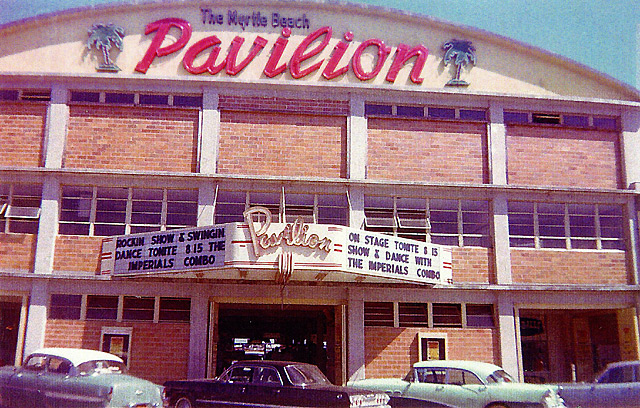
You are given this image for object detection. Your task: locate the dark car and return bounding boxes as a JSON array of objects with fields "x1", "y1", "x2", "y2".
[
  {"x1": 559, "y1": 360, "x2": 640, "y2": 408},
  {"x1": 164, "y1": 360, "x2": 392, "y2": 408}
]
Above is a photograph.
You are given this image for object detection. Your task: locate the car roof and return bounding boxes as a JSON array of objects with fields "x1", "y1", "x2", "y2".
[
  {"x1": 413, "y1": 360, "x2": 503, "y2": 378},
  {"x1": 30, "y1": 348, "x2": 124, "y2": 367}
]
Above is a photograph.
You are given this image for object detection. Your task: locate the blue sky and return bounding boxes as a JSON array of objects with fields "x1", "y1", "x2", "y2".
[{"x1": 2, "y1": 0, "x2": 638, "y2": 89}]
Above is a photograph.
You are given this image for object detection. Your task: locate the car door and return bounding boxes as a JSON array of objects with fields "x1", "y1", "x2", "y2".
[
  {"x1": 403, "y1": 367, "x2": 447, "y2": 405},
  {"x1": 404, "y1": 367, "x2": 487, "y2": 408},
  {"x1": 40, "y1": 356, "x2": 105, "y2": 408},
  {"x1": 220, "y1": 365, "x2": 256, "y2": 407},
  {"x1": 247, "y1": 366, "x2": 285, "y2": 407},
  {"x1": 591, "y1": 364, "x2": 637, "y2": 408},
  {"x1": 4, "y1": 354, "x2": 47, "y2": 408}
]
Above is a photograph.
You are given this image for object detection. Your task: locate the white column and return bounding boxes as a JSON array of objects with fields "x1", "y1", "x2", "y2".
[
  {"x1": 43, "y1": 84, "x2": 69, "y2": 169},
  {"x1": 622, "y1": 108, "x2": 640, "y2": 188},
  {"x1": 187, "y1": 292, "x2": 209, "y2": 378},
  {"x1": 198, "y1": 182, "x2": 216, "y2": 227},
  {"x1": 23, "y1": 280, "x2": 49, "y2": 356},
  {"x1": 492, "y1": 194, "x2": 513, "y2": 284},
  {"x1": 488, "y1": 101, "x2": 508, "y2": 185},
  {"x1": 347, "y1": 287, "x2": 366, "y2": 381},
  {"x1": 33, "y1": 177, "x2": 60, "y2": 275},
  {"x1": 347, "y1": 94, "x2": 367, "y2": 180},
  {"x1": 497, "y1": 294, "x2": 520, "y2": 380},
  {"x1": 199, "y1": 90, "x2": 220, "y2": 174}
]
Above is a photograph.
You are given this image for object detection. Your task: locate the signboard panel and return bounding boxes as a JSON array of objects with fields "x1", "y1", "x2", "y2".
[{"x1": 100, "y1": 214, "x2": 453, "y2": 285}]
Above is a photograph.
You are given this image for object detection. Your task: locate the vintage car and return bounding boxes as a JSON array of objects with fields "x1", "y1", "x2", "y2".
[
  {"x1": 348, "y1": 360, "x2": 566, "y2": 408},
  {"x1": 0, "y1": 347, "x2": 166, "y2": 408},
  {"x1": 558, "y1": 360, "x2": 640, "y2": 408},
  {"x1": 164, "y1": 360, "x2": 396, "y2": 408}
]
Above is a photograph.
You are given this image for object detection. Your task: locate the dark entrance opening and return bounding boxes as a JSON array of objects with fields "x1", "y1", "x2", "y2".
[
  {"x1": 0, "y1": 302, "x2": 21, "y2": 367},
  {"x1": 216, "y1": 304, "x2": 336, "y2": 383}
]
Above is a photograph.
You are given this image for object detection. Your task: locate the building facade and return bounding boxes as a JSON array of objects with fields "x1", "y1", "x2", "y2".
[{"x1": 1, "y1": 0, "x2": 640, "y2": 386}]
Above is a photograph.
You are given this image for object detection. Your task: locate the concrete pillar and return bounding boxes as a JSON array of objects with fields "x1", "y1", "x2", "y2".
[
  {"x1": 199, "y1": 90, "x2": 220, "y2": 174},
  {"x1": 43, "y1": 84, "x2": 69, "y2": 169},
  {"x1": 497, "y1": 294, "x2": 520, "y2": 380},
  {"x1": 488, "y1": 101, "x2": 508, "y2": 186},
  {"x1": 347, "y1": 94, "x2": 367, "y2": 180},
  {"x1": 622, "y1": 108, "x2": 640, "y2": 188},
  {"x1": 33, "y1": 177, "x2": 60, "y2": 275},
  {"x1": 492, "y1": 194, "x2": 513, "y2": 284},
  {"x1": 198, "y1": 182, "x2": 216, "y2": 227},
  {"x1": 347, "y1": 287, "x2": 366, "y2": 381},
  {"x1": 187, "y1": 292, "x2": 209, "y2": 378},
  {"x1": 23, "y1": 280, "x2": 49, "y2": 356}
]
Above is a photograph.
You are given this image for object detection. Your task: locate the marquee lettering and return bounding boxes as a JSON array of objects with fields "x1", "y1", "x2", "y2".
[
  {"x1": 243, "y1": 206, "x2": 332, "y2": 257},
  {"x1": 135, "y1": 19, "x2": 429, "y2": 84}
]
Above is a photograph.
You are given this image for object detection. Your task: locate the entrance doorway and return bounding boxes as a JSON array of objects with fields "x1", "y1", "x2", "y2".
[
  {"x1": 0, "y1": 301, "x2": 21, "y2": 367},
  {"x1": 214, "y1": 304, "x2": 340, "y2": 383}
]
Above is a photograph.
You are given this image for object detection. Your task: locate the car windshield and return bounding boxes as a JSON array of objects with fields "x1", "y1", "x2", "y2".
[
  {"x1": 284, "y1": 364, "x2": 331, "y2": 386},
  {"x1": 486, "y1": 370, "x2": 515, "y2": 384},
  {"x1": 77, "y1": 360, "x2": 128, "y2": 376}
]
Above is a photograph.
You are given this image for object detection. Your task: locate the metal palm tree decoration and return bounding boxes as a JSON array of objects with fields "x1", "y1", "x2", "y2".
[
  {"x1": 442, "y1": 39, "x2": 476, "y2": 86},
  {"x1": 87, "y1": 23, "x2": 125, "y2": 72}
]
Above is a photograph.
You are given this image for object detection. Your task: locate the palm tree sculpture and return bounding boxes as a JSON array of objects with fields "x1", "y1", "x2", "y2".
[
  {"x1": 442, "y1": 39, "x2": 476, "y2": 86},
  {"x1": 87, "y1": 23, "x2": 125, "y2": 72}
]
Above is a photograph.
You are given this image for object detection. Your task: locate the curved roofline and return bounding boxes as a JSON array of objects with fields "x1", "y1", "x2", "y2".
[
  {"x1": 32, "y1": 347, "x2": 124, "y2": 366},
  {"x1": 0, "y1": 0, "x2": 638, "y2": 100}
]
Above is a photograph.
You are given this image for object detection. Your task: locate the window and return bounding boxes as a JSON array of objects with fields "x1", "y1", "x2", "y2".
[
  {"x1": 466, "y1": 304, "x2": 494, "y2": 327},
  {"x1": 428, "y1": 107, "x2": 455, "y2": 119},
  {"x1": 364, "y1": 103, "x2": 486, "y2": 122},
  {"x1": 447, "y1": 369, "x2": 483, "y2": 385},
  {"x1": 508, "y1": 201, "x2": 624, "y2": 250},
  {"x1": 364, "y1": 302, "x2": 394, "y2": 327},
  {"x1": 123, "y1": 296, "x2": 154, "y2": 321},
  {"x1": 86, "y1": 295, "x2": 118, "y2": 320},
  {"x1": 60, "y1": 186, "x2": 198, "y2": 236},
  {"x1": 159, "y1": 297, "x2": 191, "y2": 322},
  {"x1": 397, "y1": 105, "x2": 424, "y2": 117},
  {"x1": 432, "y1": 303, "x2": 462, "y2": 327},
  {"x1": 364, "y1": 195, "x2": 490, "y2": 247},
  {"x1": 0, "y1": 183, "x2": 42, "y2": 234},
  {"x1": 49, "y1": 294, "x2": 82, "y2": 320},
  {"x1": 214, "y1": 189, "x2": 348, "y2": 226},
  {"x1": 399, "y1": 303, "x2": 429, "y2": 327},
  {"x1": 418, "y1": 335, "x2": 447, "y2": 361},
  {"x1": 101, "y1": 327, "x2": 132, "y2": 367},
  {"x1": 504, "y1": 110, "x2": 618, "y2": 130},
  {"x1": 71, "y1": 90, "x2": 202, "y2": 108}
]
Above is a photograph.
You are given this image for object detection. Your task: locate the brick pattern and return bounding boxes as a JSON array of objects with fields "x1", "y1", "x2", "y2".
[
  {"x1": 64, "y1": 105, "x2": 199, "y2": 172},
  {"x1": 219, "y1": 95, "x2": 349, "y2": 116},
  {"x1": 452, "y1": 247, "x2": 494, "y2": 283},
  {"x1": 364, "y1": 327, "x2": 498, "y2": 379},
  {"x1": 53, "y1": 236, "x2": 103, "y2": 274},
  {"x1": 0, "y1": 233, "x2": 37, "y2": 272},
  {"x1": 218, "y1": 111, "x2": 347, "y2": 177},
  {"x1": 45, "y1": 319, "x2": 190, "y2": 385},
  {"x1": 367, "y1": 119, "x2": 488, "y2": 183},
  {"x1": 0, "y1": 102, "x2": 46, "y2": 167},
  {"x1": 506, "y1": 126, "x2": 621, "y2": 189},
  {"x1": 511, "y1": 250, "x2": 629, "y2": 284}
]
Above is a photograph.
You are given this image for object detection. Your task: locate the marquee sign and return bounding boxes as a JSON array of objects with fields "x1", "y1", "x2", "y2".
[{"x1": 100, "y1": 208, "x2": 453, "y2": 285}]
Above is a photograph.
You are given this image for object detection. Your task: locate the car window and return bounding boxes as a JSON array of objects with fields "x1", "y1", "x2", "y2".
[
  {"x1": 599, "y1": 366, "x2": 635, "y2": 384},
  {"x1": 48, "y1": 357, "x2": 73, "y2": 375},
  {"x1": 447, "y1": 369, "x2": 483, "y2": 386},
  {"x1": 23, "y1": 355, "x2": 47, "y2": 372},
  {"x1": 487, "y1": 370, "x2": 515, "y2": 384},
  {"x1": 284, "y1": 364, "x2": 330, "y2": 386},
  {"x1": 415, "y1": 368, "x2": 446, "y2": 384},
  {"x1": 254, "y1": 367, "x2": 282, "y2": 385},
  {"x1": 77, "y1": 360, "x2": 127, "y2": 376},
  {"x1": 228, "y1": 366, "x2": 254, "y2": 383}
]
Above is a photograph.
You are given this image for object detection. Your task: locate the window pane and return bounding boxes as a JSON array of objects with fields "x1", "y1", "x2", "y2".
[
  {"x1": 317, "y1": 194, "x2": 348, "y2": 225},
  {"x1": 399, "y1": 303, "x2": 428, "y2": 327},
  {"x1": 159, "y1": 297, "x2": 191, "y2": 322},
  {"x1": 364, "y1": 302, "x2": 394, "y2": 327},
  {"x1": 215, "y1": 190, "x2": 247, "y2": 224},
  {"x1": 123, "y1": 296, "x2": 155, "y2": 321},
  {"x1": 86, "y1": 295, "x2": 118, "y2": 320},
  {"x1": 284, "y1": 193, "x2": 314, "y2": 223},
  {"x1": 432, "y1": 303, "x2": 462, "y2": 327},
  {"x1": 49, "y1": 294, "x2": 82, "y2": 320}
]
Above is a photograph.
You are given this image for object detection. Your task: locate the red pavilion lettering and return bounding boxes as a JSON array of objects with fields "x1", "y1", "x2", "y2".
[{"x1": 135, "y1": 18, "x2": 429, "y2": 84}]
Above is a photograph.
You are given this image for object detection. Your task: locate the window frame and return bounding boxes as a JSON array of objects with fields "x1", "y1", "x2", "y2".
[{"x1": 0, "y1": 183, "x2": 42, "y2": 234}]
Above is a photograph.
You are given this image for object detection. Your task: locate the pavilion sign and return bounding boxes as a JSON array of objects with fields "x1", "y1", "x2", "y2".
[{"x1": 100, "y1": 208, "x2": 452, "y2": 285}]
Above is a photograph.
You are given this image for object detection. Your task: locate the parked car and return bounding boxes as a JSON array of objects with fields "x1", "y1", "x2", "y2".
[
  {"x1": 0, "y1": 347, "x2": 166, "y2": 408},
  {"x1": 558, "y1": 360, "x2": 640, "y2": 408},
  {"x1": 348, "y1": 360, "x2": 566, "y2": 408},
  {"x1": 164, "y1": 360, "x2": 394, "y2": 408}
]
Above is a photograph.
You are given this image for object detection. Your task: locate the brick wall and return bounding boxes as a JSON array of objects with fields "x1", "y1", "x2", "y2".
[
  {"x1": 53, "y1": 236, "x2": 103, "y2": 274},
  {"x1": 451, "y1": 247, "x2": 494, "y2": 283},
  {"x1": 219, "y1": 95, "x2": 349, "y2": 116},
  {"x1": 364, "y1": 327, "x2": 499, "y2": 378},
  {"x1": 45, "y1": 319, "x2": 190, "y2": 385},
  {"x1": 506, "y1": 126, "x2": 621, "y2": 189},
  {"x1": 65, "y1": 105, "x2": 198, "y2": 172},
  {"x1": 511, "y1": 249, "x2": 629, "y2": 284},
  {"x1": 0, "y1": 233, "x2": 36, "y2": 272},
  {"x1": 218, "y1": 111, "x2": 347, "y2": 177},
  {"x1": 0, "y1": 103, "x2": 46, "y2": 167},
  {"x1": 367, "y1": 119, "x2": 488, "y2": 183}
]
